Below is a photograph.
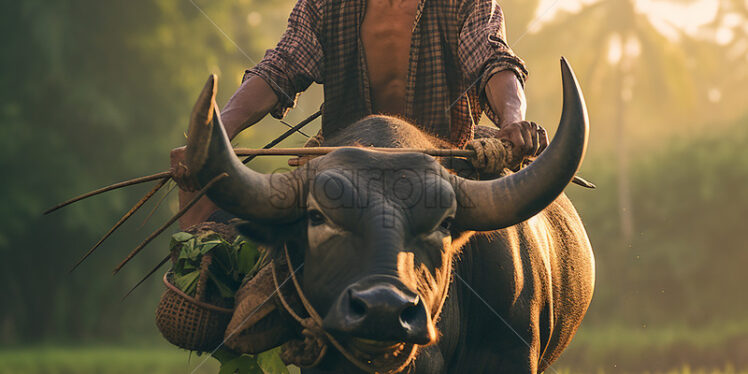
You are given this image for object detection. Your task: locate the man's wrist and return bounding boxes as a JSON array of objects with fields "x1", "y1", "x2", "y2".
[{"x1": 498, "y1": 118, "x2": 521, "y2": 130}]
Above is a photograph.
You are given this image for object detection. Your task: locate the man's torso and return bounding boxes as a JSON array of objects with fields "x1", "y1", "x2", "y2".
[
  {"x1": 249, "y1": 0, "x2": 527, "y2": 145},
  {"x1": 360, "y1": 0, "x2": 419, "y2": 115}
]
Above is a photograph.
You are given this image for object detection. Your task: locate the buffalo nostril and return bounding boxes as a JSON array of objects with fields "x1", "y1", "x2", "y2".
[
  {"x1": 399, "y1": 304, "x2": 420, "y2": 325},
  {"x1": 349, "y1": 294, "x2": 368, "y2": 318},
  {"x1": 398, "y1": 296, "x2": 434, "y2": 345},
  {"x1": 398, "y1": 295, "x2": 421, "y2": 325}
]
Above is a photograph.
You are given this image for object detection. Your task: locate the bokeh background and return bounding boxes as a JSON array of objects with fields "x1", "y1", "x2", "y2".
[{"x1": 1, "y1": 0, "x2": 746, "y2": 373}]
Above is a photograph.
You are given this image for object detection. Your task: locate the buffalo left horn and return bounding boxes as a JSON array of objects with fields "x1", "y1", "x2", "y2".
[
  {"x1": 453, "y1": 57, "x2": 589, "y2": 231},
  {"x1": 185, "y1": 75, "x2": 306, "y2": 223}
]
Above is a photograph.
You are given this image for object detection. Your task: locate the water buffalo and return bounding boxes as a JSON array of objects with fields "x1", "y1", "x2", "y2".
[{"x1": 184, "y1": 58, "x2": 594, "y2": 373}]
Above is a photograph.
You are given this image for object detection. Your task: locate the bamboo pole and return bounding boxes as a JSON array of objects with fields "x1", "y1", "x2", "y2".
[
  {"x1": 121, "y1": 254, "x2": 171, "y2": 301},
  {"x1": 242, "y1": 110, "x2": 322, "y2": 164},
  {"x1": 44, "y1": 171, "x2": 172, "y2": 215},
  {"x1": 234, "y1": 147, "x2": 476, "y2": 157},
  {"x1": 112, "y1": 173, "x2": 228, "y2": 275},
  {"x1": 70, "y1": 177, "x2": 169, "y2": 273}
]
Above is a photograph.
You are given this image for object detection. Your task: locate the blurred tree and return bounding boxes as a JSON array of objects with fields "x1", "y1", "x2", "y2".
[
  {"x1": 0, "y1": 0, "x2": 300, "y2": 342},
  {"x1": 694, "y1": 0, "x2": 748, "y2": 119},
  {"x1": 524, "y1": 0, "x2": 706, "y2": 243}
]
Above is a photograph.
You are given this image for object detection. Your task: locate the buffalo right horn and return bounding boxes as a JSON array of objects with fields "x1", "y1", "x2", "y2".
[
  {"x1": 186, "y1": 75, "x2": 306, "y2": 223},
  {"x1": 453, "y1": 57, "x2": 589, "y2": 231}
]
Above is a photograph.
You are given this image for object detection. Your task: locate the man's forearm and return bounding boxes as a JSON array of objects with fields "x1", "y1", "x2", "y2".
[
  {"x1": 485, "y1": 70, "x2": 526, "y2": 128},
  {"x1": 221, "y1": 74, "x2": 278, "y2": 139}
]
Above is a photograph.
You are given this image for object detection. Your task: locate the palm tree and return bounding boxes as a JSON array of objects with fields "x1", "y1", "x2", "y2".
[{"x1": 519, "y1": 0, "x2": 711, "y2": 243}]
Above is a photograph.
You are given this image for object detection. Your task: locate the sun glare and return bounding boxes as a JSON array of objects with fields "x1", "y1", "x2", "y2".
[
  {"x1": 636, "y1": 0, "x2": 719, "y2": 41},
  {"x1": 532, "y1": 0, "x2": 724, "y2": 42}
]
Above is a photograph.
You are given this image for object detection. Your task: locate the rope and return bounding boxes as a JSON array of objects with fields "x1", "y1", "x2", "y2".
[{"x1": 464, "y1": 138, "x2": 509, "y2": 175}]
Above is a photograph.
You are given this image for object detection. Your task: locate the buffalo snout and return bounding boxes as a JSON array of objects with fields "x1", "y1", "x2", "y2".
[{"x1": 323, "y1": 276, "x2": 436, "y2": 345}]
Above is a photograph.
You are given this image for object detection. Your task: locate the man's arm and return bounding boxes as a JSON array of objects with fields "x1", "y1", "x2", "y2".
[
  {"x1": 221, "y1": 75, "x2": 278, "y2": 140},
  {"x1": 482, "y1": 70, "x2": 548, "y2": 171},
  {"x1": 484, "y1": 70, "x2": 526, "y2": 128},
  {"x1": 457, "y1": 0, "x2": 546, "y2": 170}
]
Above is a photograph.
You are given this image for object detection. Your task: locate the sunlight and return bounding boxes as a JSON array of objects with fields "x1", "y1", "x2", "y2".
[
  {"x1": 636, "y1": 0, "x2": 719, "y2": 40},
  {"x1": 532, "y1": 0, "x2": 721, "y2": 41},
  {"x1": 607, "y1": 33, "x2": 623, "y2": 65}
]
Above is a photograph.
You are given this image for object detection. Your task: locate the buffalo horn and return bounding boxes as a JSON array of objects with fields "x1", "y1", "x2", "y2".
[
  {"x1": 187, "y1": 75, "x2": 305, "y2": 223},
  {"x1": 453, "y1": 58, "x2": 589, "y2": 230}
]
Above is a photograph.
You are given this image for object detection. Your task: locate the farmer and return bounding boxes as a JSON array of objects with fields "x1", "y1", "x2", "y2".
[{"x1": 171, "y1": 0, "x2": 549, "y2": 228}]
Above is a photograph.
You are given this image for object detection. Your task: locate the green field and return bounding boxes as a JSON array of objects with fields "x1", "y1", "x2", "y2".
[
  {"x1": 0, "y1": 347, "x2": 219, "y2": 374},
  {"x1": 0, "y1": 346, "x2": 744, "y2": 374}
]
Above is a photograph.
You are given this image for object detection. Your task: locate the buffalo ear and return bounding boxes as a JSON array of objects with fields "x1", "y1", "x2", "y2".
[{"x1": 232, "y1": 219, "x2": 303, "y2": 247}]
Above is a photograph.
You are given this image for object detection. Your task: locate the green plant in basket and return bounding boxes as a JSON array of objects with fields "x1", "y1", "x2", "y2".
[
  {"x1": 168, "y1": 231, "x2": 288, "y2": 373},
  {"x1": 169, "y1": 231, "x2": 263, "y2": 303}
]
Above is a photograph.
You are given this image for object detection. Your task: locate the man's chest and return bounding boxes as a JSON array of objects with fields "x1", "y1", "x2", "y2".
[
  {"x1": 361, "y1": 0, "x2": 419, "y2": 34},
  {"x1": 359, "y1": 0, "x2": 420, "y2": 72},
  {"x1": 360, "y1": 0, "x2": 421, "y2": 113}
]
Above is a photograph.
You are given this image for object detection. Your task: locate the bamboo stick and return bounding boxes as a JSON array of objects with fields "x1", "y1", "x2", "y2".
[
  {"x1": 44, "y1": 171, "x2": 172, "y2": 215},
  {"x1": 121, "y1": 254, "x2": 171, "y2": 301},
  {"x1": 235, "y1": 147, "x2": 476, "y2": 157},
  {"x1": 70, "y1": 177, "x2": 169, "y2": 273},
  {"x1": 112, "y1": 173, "x2": 228, "y2": 274},
  {"x1": 138, "y1": 182, "x2": 177, "y2": 230},
  {"x1": 280, "y1": 148, "x2": 593, "y2": 188},
  {"x1": 242, "y1": 110, "x2": 322, "y2": 164}
]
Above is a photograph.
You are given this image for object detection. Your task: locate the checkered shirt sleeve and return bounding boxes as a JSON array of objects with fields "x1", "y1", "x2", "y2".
[
  {"x1": 458, "y1": 0, "x2": 528, "y2": 126},
  {"x1": 243, "y1": 0, "x2": 324, "y2": 119}
]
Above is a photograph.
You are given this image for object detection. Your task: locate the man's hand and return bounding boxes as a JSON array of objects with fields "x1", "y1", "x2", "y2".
[
  {"x1": 496, "y1": 121, "x2": 549, "y2": 170},
  {"x1": 483, "y1": 72, "x2": 548, "y2": 170},
  {"x1": 170, "y1": 146, "x2": 201, "y2": 192}
]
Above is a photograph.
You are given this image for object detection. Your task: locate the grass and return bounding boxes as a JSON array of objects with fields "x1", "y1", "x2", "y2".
[
  {"x1": 554, "y1": 321, "x2": 748, "y2": 372},
  {"x1": 0, "y1": 346, "x2": 219, "y2": 374},
  {"x1": 552, "y1": 367, "x2": 748, "y2": 374},
  {"x1": 0, "y1": 346, "x2": 744, "y2": 374}
]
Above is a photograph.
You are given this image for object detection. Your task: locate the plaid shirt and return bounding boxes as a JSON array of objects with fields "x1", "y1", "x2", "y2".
[{"x1": 245, "y1": 0, "x2": 528, "y2": 147}]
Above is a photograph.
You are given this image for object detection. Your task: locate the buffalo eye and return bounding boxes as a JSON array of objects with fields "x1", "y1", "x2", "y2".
[
  {"x1": 439, "y1": 217, "x2": 453, "y2": 232},
  {"x1": 308, "y1": 209, "x2": 326, "y2": 226}
]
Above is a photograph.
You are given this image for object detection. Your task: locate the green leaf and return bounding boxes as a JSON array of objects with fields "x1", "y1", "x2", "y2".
[
  {"x1": 200, "y1": 242, "x2": 220, "y2": 254},
  {"x1": 185, "y1": 239, "x2": 200, "y2": 260},
  {"x1": 237, "y1": 243, "x2": 258, "y2": 275},
  {"x1": 211, "y1": 347, "x2": 240, "y2": 365},
  {"x1": 212, "y1": 245, "x2": 236, "y2": 272},
  {"x1": 218, "y1": 354, "x2": 262, "y2": 374},
  {"x1": 201, "y1": 239, "x2": 224, "y2": 247},
  {"x1": 178, "y1": 249, "x2": 191, "y2": 260},
  {"x1": 200, "y1": 232, "x2": 224, "y2": 243},
  {"x1": 171, "y1": 232, "x2": 193, "y2": 242},
  {"x1": 257, "y1": 348, "x2": 289, "y2": 374},
  {"x1": 209, "y1": 272, "x2": 237, "y2": 299},
  {"x1": 172, "y1": 271, "x2": 199, "y2": 295}
]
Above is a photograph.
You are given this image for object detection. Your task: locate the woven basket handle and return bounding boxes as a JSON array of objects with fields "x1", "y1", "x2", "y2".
[{"x1": 195, "y1": 252, "x2": 213, "y2": 302}]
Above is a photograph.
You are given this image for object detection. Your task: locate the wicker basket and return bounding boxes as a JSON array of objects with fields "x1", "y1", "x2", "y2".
[{"x1": 155, "y1": 270, "x2": 233, "y2": 352}]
